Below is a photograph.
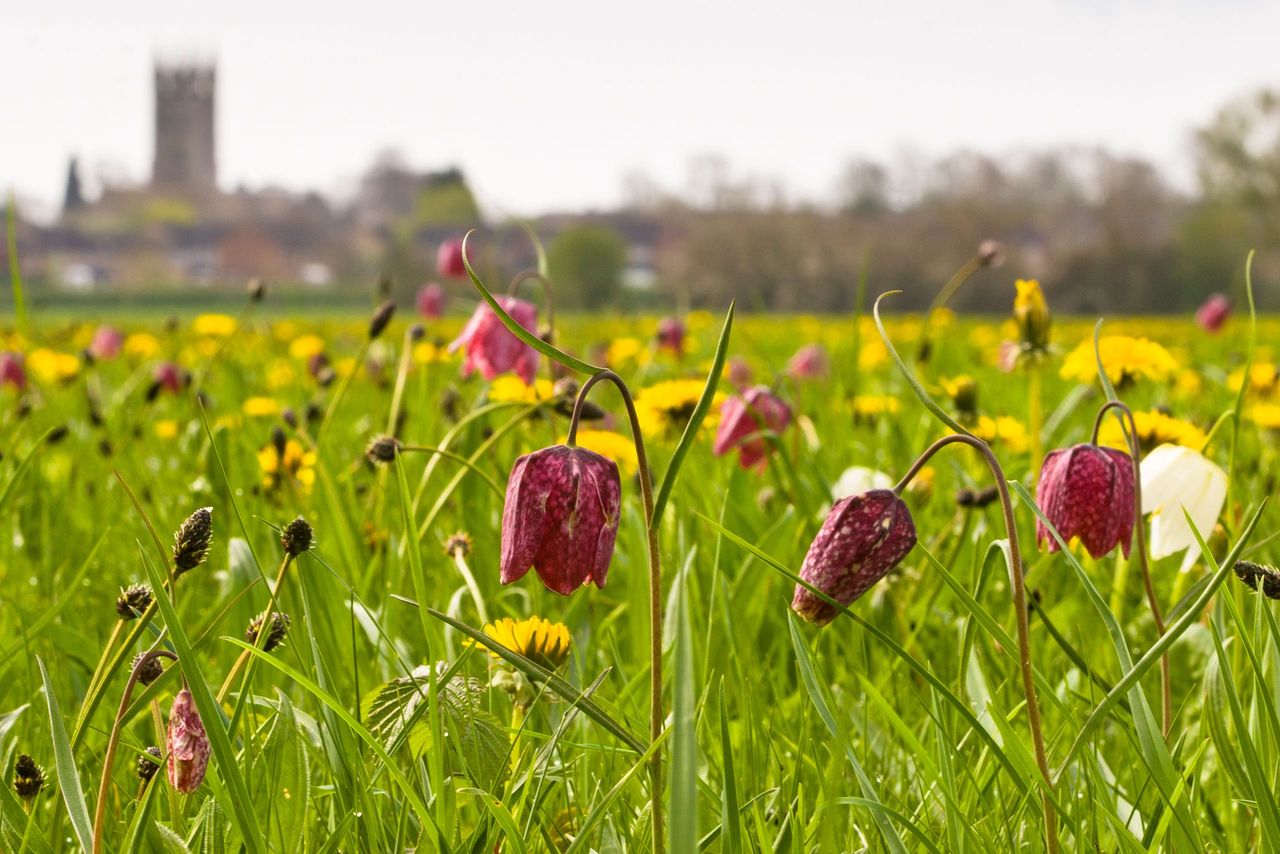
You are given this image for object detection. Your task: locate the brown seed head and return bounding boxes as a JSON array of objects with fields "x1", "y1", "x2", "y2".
[
  {"x1": 282, "y1": 517, "x2": 313, "y2": 557},
  {"x1": 172, "y1": 507, "x2": 214, "y2": 575},
  {"x1": 116, "y1": 583, "x2": 154, "y2": 619},
  {"x1": 246, "y1": 611, "x2": 292, "y2": 652},
  {"x1": 13, "y1": 754, "x2": 44, "y2": 800}
]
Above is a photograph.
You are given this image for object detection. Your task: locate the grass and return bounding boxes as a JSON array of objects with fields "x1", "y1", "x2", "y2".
[{"x1": 0, "y1": 286, "x2": 1277, "y2": 851}]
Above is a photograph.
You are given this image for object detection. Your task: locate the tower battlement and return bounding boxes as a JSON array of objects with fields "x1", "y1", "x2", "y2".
[{"x1": 151, "y1": 61, "x2": 217, "y2": 194}]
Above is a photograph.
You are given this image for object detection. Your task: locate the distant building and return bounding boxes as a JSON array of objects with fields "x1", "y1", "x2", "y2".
[{"x1": 152, "y1": 63, "x2": 217, "y2": 195}]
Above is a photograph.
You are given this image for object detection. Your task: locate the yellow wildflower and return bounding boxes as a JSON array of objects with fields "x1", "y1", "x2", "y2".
[
  {"x1": 412, "y1": 341, "x2": 451, "y2": 364},
  {"x1": 488, "y1": 376, "x2": 555, "y2": 404},
  {"x1": 192, "y1": 314, "x2": 238, "y2": 337},
  {"x1": 1013, "y1": 279, "x2": 1051, "y2": 352},
  {"x1": 1250, "y1": 403, "x2": 1280, "y2": 431},
  {"x1": 634, "y1": 379, "x2": 723, "y2": 436},
  {"x1": 1060, "y1": 336, "x2": 1178, "y2": 386},
  {"x1": 27, "y1": 348, "x2": 81, "y2": 384},
  {"x1": 475, "y1": 616, "x2": 572, "y2": 671},
  {"x1": 289, "y1": 334, "x2": 326, "y2": 361},
  {"x1": 570, "y1": 429, "x2": 639, "y2": 477},
  {"x1": 1229, "y1": 362, "x2": 1279, "y2": 396},
  {"x1": 124, "y1": 333, "x2": 161, "y2": 360},
  {"x1": 242, "y1": 396, "x2": 281, "y2": 417},
  {"x1": 267, "y1": 360, "x2": 296, "y2": 390},
  {"x1": 852, "y1": 395, "x2": 902, "y2": 421},
  {"x1": 606, "y1": 337, "x2": 649, "y2": 367},
  {"x1": 969, "y1": 415, "x2": 1030, "y2": 454},
  {"x1": 858, "y1": 339, "x2": 888, "y2": 372},
  {"x1": 1097, "y1": 409, "x2": 1205, "y2": 454},
  {"x1": 258, "y1": 440, "x2": 317, "y2": 492},
  {"x1": 155, "y1": 420, "x2": 179, "y2": 440}
]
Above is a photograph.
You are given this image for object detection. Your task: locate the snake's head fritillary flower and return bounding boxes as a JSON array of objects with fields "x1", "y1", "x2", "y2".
[
  {"x1": 656, "y1": 317, "x2": 685, "y2": 356},
  {"x1": 788, "y1": 344, "x2": 829, "y2": 380},
  {"x1": 1196, "y1": 293, "x2": 1231, "y2": 333},
  {"x1": 726, "y1": 356, "x2": 753, "y2": 388},
  {"x1": 1035, "y1": 444, "x2": 1134, "y2": 559},
  {"x1": 0, "y1": 352, "x2": 26, "y2": 390},
  {"x1": 448, "y1": 297, "x2": 539, "y2": 385},
  {"x1": 712, "y1": 386, "x2": 791, "y2": 471},
  {"x1": 500, "y1": 445, "x2": 621, "y2": 595},
  {"x1": 1140, "y1": 443, "x2": 1227, "y2": 571},
  {"x1": 89, "y1": 326, "x2": 123, "y2": 361},
  {"x1": 792, "y1": 489, "x2": 917, "y2": 625},
  {"x1": 166, "y1": 688, "x2": 210, "y2": 794},
  {"x1": 152, "y1": 361, "x2": 184, "y2": 395},
  {"x1": 437, "y1": 238, "x2": 467, "y2": 279},
  {"x1": 417, "y1": 282, "x2": 445, "y2": 318}
]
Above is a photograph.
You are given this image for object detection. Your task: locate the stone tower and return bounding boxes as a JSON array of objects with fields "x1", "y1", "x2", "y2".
[{"x1": 151, "y1": 63, "x2": 217, "y2": 194}]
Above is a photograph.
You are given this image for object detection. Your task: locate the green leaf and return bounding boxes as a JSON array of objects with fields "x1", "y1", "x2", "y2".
[
  {"x1": 653, "y1": 300, "x2": 734, "y2": 523},
  {"x1": 252, "y1": 691, "x2": 311, "y2": 851},
  {"x1": 670, "y1": 551, "x2": 698, "y2": 853},
  {"x1": 717, "y1": 683, "x2": 742, "y2": 854},
  {"x1": 37, "y1": 656, "x2": 95, "y2": 853},
  {"x1": 461, "y1": 230, "x2": 604, "y2": 375}
]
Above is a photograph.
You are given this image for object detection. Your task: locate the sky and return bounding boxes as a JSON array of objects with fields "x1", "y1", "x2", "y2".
[{"x1": 6, "y1": 0, "x2": 1279, "y2": 220}]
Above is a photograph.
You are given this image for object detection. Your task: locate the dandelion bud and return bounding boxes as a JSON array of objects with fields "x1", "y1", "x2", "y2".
[
  {"x1": 977, "y1": 239, "x2": 1005, "y2": 268},
  {"x1": 132, "y1": 652, "x2": 165, "y2": 686},
  {"x1": 1035, "y1": 444, "x2": 1134, "y2": 559},
  {"x1": 1013, "y1": 279, "x2": 1051, "y2": 354},
  {"x1": 1234, "y1": 560, "x2": 1280, "y2": 599},
  {"x1": 942, "y1": 375, "x2": 978, "y2": 420},
  {"x1": 172, "y1": 507, "x2": 214, "y2": 575},
  {"x1": 501, "y1": 445, "x2": 621, "y2": 595},
  {"x1": 13, "y1": 754, "x2": 45, "y2": 800},
  {"x1": 246, "y1": 611, "x2": 292, "y2": 652},
  {"x1": 137, "y1": 746, "x2": 163, "y2": 785},
  {"x1": 444, "y1": 531, "x2": 473, "y2": 558},
  {"x1": 792, "y1": 489, "x2": 917, "y2": 625},
  {"x1": 281, "y1": 516, "x2": 313, "y2": 557},
  {"x1": 116, "y1": 583, "x2": 154, "y2": 619},
  {"x1": 166, "y1": 688, "x2": 210, "y2": 794},
  {"x1": 712, "y1": 386, "x2": 792, "y2": 471},
  {"x1": 365, "y1": 434, "x2": 401, "y2": 464},
  {"x1": 247, "y1": 278, "x2": 266, "y2": 302},
  {"x1": 368, "y1": 300, "x2": 396, "y2": 340}
]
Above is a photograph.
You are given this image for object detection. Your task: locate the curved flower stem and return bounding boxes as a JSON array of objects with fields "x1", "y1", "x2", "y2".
[
  {"x1": 894, "y1": 434, "x2": 1058, "y2": 853},
  {"x1": 93, "y1": 649, "x2": 178, "y2": 854},
  {"x1": 916, "y1": 254, "x2": 984, "y2": 363},
  {"x1": 567, "y1": 370, "x2": 665, "y2": 854},
  {"x1": 1091, "y1": 400, "x2": 1171, "y2": 736},
  {"x1": 508, "y1": 270, "x2": 556, "y2": 339}
]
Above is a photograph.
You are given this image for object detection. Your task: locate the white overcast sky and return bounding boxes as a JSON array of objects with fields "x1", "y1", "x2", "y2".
[{"x1": 5, "y1": 0, "x2": 1278, "y2": 218}]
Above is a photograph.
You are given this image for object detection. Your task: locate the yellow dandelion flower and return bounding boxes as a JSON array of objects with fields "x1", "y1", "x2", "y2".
[
  {"x1": 852, "y1": 395, "x2": 902, "y2": 421},
  {"x1": 412, "y1": 341, "x2": 451, "y2": 364},
  {"x1": 289, "y1": 334, "x2": 327, "y2": 361},
  {"x1": 1250, "y1": 403, "x2": 1280, "y2": 431},
  {"x1": 155, "y1": 420, "x2": 179, "y2": 440},
  {"x1": 858, "y1": 339, "x2": 888, "y2": 372},
  {"x1": 1060, "y1": 336, "x2": 1178, "y2": 386},
  {"x1": 968, "y1": 415, "x2": 1030, "y2": 454},
  {"x1": 334, "y1": 357, "x2": 357, "y2": 379},
  {"x1": 258, "y1": 440, "x2": 317, "y2": 492},
  {"x1": 27, "y1": 348, "x2": 81, "y2": 384},
  {"x1": 1097, "y1": 409, "x2": 1205, "y2": 454},
  {"x1": 192, "y1": 313, "x2": 238, "y2": 337},
  {"x1": 124, "y1": 333, "x2": 161, "y2": 360},
  {"x1": 569, "y1": 429, "x2": 639, "y2": 477},
  {"x1": 488, "y1": 375, "x2": 555, "y2": 404},
  {"x1": 1228, "y1": 362, "x2": 1279, "y2": 396},
  {"x1": 1174, "y1": 369, "x2": 1203, "y2": 397},
  {"x1": 606, "y1": 337, "x2": 649, "y2": 367},
  {"x1": 475, "y1": 616, "x2": 572, "y2": 671},
  {"x1": 634, "y1": 379, "x2": 723, "y2": 437},
  {"x1": 267, "y1": 360, "x2": 296, "y2": 390},
  {"x1": 242, "y1": 396, "x2": 281, "y2": 417}
]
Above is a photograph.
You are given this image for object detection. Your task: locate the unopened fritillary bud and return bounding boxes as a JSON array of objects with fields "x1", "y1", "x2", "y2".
[
  {"x1": 281, "y1": 517, "x2": 313, "y2": 557},
  {"x1": 166, "y1": 688, "x2": 210, "y2": 794},
  {"x1": 137, "y1": 746, "x2": 163, "y2": 785},
  {"x1": 116, "y1": 583, "x2": 154, "y2": 619},
  {"x1": 246, "y1": 611, "x2": 292, "y2": 652},
  {"x1": 172, "y1": 507, "x2": 214, "y2": 575},
  {"x1": 13, "y1": 754, "x2": 45, "y2": 800}
]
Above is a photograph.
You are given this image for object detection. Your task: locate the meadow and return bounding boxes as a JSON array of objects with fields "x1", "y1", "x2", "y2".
[{"x1": 0, "y1": 255, "x2": 1277, "y2": 852}]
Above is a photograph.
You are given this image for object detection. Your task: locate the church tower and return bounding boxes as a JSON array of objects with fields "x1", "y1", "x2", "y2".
[{"x1": 151, "y1": 62, "x2": 217, "y2": 195}]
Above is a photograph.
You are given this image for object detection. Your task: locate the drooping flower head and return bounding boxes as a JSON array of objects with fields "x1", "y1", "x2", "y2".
[
  {"x1": 792, "y1": 489, "x2": 917, "y2": 625},
  {"x1": 448, "y1": 297, "x2": 539, "y2": 385},
  {"x1": 89, "y1": 326, "x2": 123, "y2": 361},
  {"x1": 1035, "y1": 444, "x2": 1135, "y2": 559},
  {"x1": 417, "y1": 282, "x2": 445, "y2": 318},
  {"x1": 1140, "y1": 443, "x2": 1227, "y2": 570},
  {"x1": 656, "y1": 317, "x2": 685, "y2": 356},
  {"x1": 437, "y1": 238, "x2": 467, "y2": 279},
  {"x1": 788, "y1": 344, "x2": 829, "y2": 380},
  {"x1": 152, "y1": 361, "x2": 184, "y2": 395},
  {"x1": 1195, "y1": 293, "x2": 1231, "y2": 333},
  {"x1": 726, "y1": 356, "x2": 754, "y2": 388},
  {"x1": 0, "y1": 352, "x2": 26, "y2": 390},
  {"x1": 166, "y1": 688, "x2": 210, "y2": 794},
  {"x1": 712, "y1": 385, "x2": 792, "y2": 471},
  {"x1": 500, "y1": 445, "x2": 621, "y2": 595}
]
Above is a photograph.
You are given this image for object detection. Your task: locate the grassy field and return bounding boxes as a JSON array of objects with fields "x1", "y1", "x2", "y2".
[{"x1": 0, "y1": 274, "x2": 1277, "y2": 852}]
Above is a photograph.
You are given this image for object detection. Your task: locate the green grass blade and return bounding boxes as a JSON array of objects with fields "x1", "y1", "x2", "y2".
[
  {"x1": 37, "y1": 656, "x2": 94, "y2": 853},
  {"x1": 873, "y1": 291, "x2": 967, "y2": 433},
  {"x1": 717, "y1": 682, "x2": 742, "y2": 854},
  {"x1": 670, "y1": 553, "x2": 698, "y2": 853}
]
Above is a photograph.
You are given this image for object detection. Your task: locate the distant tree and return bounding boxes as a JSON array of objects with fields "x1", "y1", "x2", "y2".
[{"x1": 548, "y1": 225, "x2": 628, "y2": 310}]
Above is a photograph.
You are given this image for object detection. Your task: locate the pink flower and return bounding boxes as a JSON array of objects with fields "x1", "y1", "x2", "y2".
[
  {"x1": 656, "y1": 317, "x2": 685, "y2": 356},
  {"x1": 448, "y1": 297, "x2": 539, "y2": 384},
  {"x1": 787, "y1": 344, "x2": 828, "y2": 380},
  {"x1": 1035, "y1": 443, "x2": 1135, "y2": 559},
  {"x1": 500, "y1": 445, "x2": 621, "y2": 595},
  {"x1": 166, "y1": 688, "x2": 210, "y2": 794},
  {"x1": 153, "y1": 362, "x2": 183, "y2": 394},
  {"x1": 792, "y1": 489, "x2": 916, "y2": 625},
  {"x1": 89, "y1": 326, "x2": 123, "y2": 360},
  {"x1": 0, "y1": 352, "x2": 26, "y2": 390},
  {"x1": 437, "y1": 239, "x2": 467, "y2": 279},
  {"x1": 416, "y1": 282, "x2": 445, "y2": 318},
  {"x1": 1195, "y1": 293, "x2": 1231, "y2": 333},
  {"x1": 712, "y1": 386, "x2": 792, "y2": 471},
  {"x1": 726, "y1": 356, "x2": 753, "y2": 388}
]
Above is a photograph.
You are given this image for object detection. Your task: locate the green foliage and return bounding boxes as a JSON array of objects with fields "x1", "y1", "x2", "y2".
[{"x1": 547, "y1": 224, "x2": 628, "y2": 309}]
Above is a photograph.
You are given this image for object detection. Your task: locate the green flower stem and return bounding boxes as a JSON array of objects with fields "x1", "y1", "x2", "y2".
[
  {"x1": 895, "y1": 433, "x2": 1058, "y2": 854},
  {"x1": 567, "y1": 369, "x2": 666, "y2": 854}
]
